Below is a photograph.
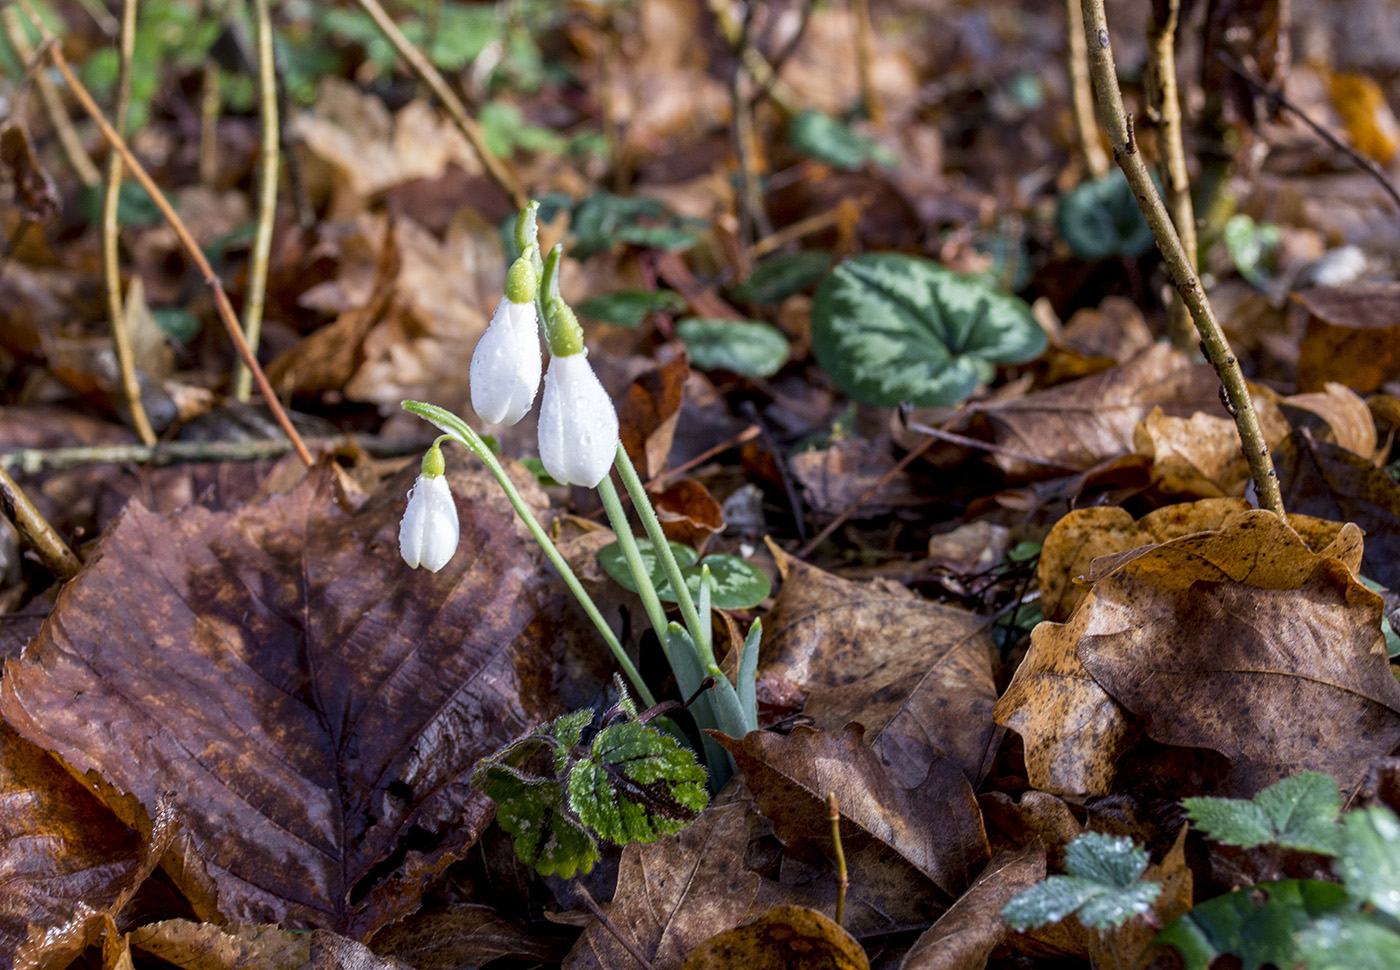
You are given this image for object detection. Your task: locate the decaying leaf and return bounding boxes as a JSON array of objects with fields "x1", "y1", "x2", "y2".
[
  {"x1": 1131, "y1": 399, "x2": 1289, "y2": 499},
  {"x1": 681, "y1": 905, "x2": 869, "y2": 970},
  {"x1": 2, "y1": 456, "x2": 595, "y2": 937},
  {"x1": 1282, "y1": 382, "x2": 1379, "y2": 461},
  {"x1": 128, "y1": 920, "x2": 310, "y2": 970},
  {"x1": 759, "y1": 549, "x2": 1000, "y2": 786},
  {"x1": 1295, "y1": 285, "x2": 1400, "y2": 393}
]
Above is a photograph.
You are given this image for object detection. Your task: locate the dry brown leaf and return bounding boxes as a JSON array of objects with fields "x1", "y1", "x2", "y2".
[
  {"x1": 1296, "y1": 284, "x2": 1400, "y2": 393},
  {"x1": 898, "y1": 844, "x2": 1045, "y2": 970},
  {"x1": 1132, "y1": 398, "x2": 1290, "y2": 499},
  {"x1": 717, "y1": 725, "x2": 988, "y2": 899},
  {"x1": 2, "y1": 456, "x2": 600, "y2": 937},
  {"x1": 652, "y1": 478, "x2": 724, "y2": 552},
  {"x1": 682, "y1": 905, "x2": 869, "y2": 970},
  {"x1": 563, "y1": 802, "x2": 763, "y2": 970},
  {"x1": 367, "y1": 904, "x2": 567, "y2": 970},
  {"x1": 760, "y1": 549, "x2": 1000, "y2": 786},
  {"x1": 129, "y1": 920, "x2": 309, "y2": 970},
  {"x1": 1329, "y1": 71, "x2": 1400, "y2": 164},
  {"x1": 618, "y1": 354, "x2": 690, "y2": 479},
  {"x1": 1282, "y1": 382, "x2": 1379, "y2": 461},
  {"x1": 790, "y1": 437, "x2": 921, "y2": 520}
]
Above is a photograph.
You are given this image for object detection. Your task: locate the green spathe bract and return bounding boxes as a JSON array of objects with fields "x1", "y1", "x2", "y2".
[{"x1": 811, "y1": 253, "x2": 1047, "y2": 407}]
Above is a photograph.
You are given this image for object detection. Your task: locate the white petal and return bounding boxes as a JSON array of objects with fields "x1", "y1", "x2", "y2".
[
  {"x1": 470, "y1": 298, "x2": 543, "y2": 425},
  {"x1": 538, "y1": 353, "x2": 619, "y2": 487},
  {"x1": 399, "y1": 474, "x2": 460, "y2": 571}
]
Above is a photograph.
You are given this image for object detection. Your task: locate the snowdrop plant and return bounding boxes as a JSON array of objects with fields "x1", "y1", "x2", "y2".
[
  {"x1": 397, "y1": 441, "x2": 458, "y2": 573},
  {"x1": 399, "y1": 202, "x2": 760, "y2": 788}
]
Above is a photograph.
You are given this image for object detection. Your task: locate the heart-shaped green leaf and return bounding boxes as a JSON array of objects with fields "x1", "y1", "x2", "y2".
[
  {"x1": 597, "y1": 539, "x2": 699, "y2": 596},
  {"x1": 676, "y1": 555, "x2": 771, "y2": 610},
  {"x1": 729, "y1": 251, "x2": 833, "y2": 305},
  {"x1": 677, "y1": 318, "x2": 790, "y2": 378},
  {"x1": 789, "y1": 109, "x2": 896, "y2": 170},
  {"x1": 577, "y1": 289, "x2": 687, "y2": 327},
  {"x1": 1056, "y1": 169, "x2": 1155, "y2": 261},
  {"x1": 811, "y1": 253, "x2": 1047, "y2": 406}
]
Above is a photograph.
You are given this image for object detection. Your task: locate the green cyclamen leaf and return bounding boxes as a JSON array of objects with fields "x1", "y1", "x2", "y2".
[
  {"x1": 1184, "y1": 771, "x2": 1342, "y2": 854},
  {"x1": 577, "y1": 289, "x2": 687, "y2": 327},
  {"x1": 788, "y1": 109, "x2": 896, "y2": 170},
  {"x1": 1056, "y1": 168, "x2": 1156, "y2": 261},
  {"x1": 597, "y1": 539, "x2": 699, "y2": 597},
  {"x1": 676, "y1": 318, "x2": 790, "y2": 379},
  {"x1": 728, "y1": 251, "x2": 833, "y2": 305},
  {"x1": 811, "y1": 253, "x2": 1046, "y2": 407},
  {"x1": 568, "y1": 720, "x2": 708, "y2": 846},
  {"x1": 1338, "y1": 807, "x2": 1400, "y2": 919},
  {"x1": 677, "y1": 554, "x2": 771, "y2": 610},
  {"x1": 473, "y1": 763, "x2": 600, "y2": 878},
  {"x1": 1296, "y1": 913, "x2": 1400, "y2": 970},
  {"x1": 1152, "y1": 879, "x2": 1350, "y2": 970}
]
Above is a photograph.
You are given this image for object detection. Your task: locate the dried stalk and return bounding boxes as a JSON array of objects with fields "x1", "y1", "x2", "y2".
[
  {"x1": 102, "y1": 0, "x2": 157, "y2": 445},
  {"x1": 1066, "y1": 0, "x2": 1110, "y2": 177},
  {"x1": 828, "y1": 793, "x2": 849, "y2": 927},
  {"x1": 351, "y1": 0, "x2": 526, "y2": 207},
  {"x1": 0, "y1": 465, "x2": 82, "y2": 580},
  {"x1": 233, "y1": 0, "x2": 280, "y2": 402},
  {"x1": 730, "y1": 3, "x2": 773, "y2": 248},
  {"x1": 2, "y1": 8, "x2": 101, "y2": 186},
  {"x1": 1080, "y1": 0, "x2": 1282, "y2": 516},
  {"x1": 199, "y1": 57, "x2": 220, "y2": 186},
  {"x1": 1, "y1": 435, "x2": 434, "y2": 474},
  {"x1": 1146, "y1": 0, "x2": 1198, "y2": 351},
  {"x1": 16, "y1": 0, "x2": 313, "y2": 468},
  {"x1": 850, "y1": 0, "x2": 882, "y2": 126}
]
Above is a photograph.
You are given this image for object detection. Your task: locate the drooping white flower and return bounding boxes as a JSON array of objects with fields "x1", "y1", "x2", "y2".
[
  {"x1": 538, "y1": 352, "x2": 618, "y2": 488},
  {"x1": 399, "y1": 447, "x2": 459, "y2": 572},
  {"x1": 470, "y1": 297, "x2": 543, "y2": 425}
]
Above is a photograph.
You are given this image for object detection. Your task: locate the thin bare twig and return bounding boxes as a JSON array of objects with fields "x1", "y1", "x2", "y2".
[
  {"x1": 1066, "y1": 0, "x2": 1110, "y2": 177},
  {"x1": 850, "y1": 0, "x2": 882, "y2": 127},
  {"x1": 1146, "y1": 0, "x2": 1198, "y2": 351},
  {"x1": 16, "y1": 0, "x2": 314, "y2": 468},
  {"x1": 102, "y1": 0, "x2": 157, "y2": 445},
  {"x1": 730, "y1": 2, "x2": 773, "y2": 248},
  {"x1": 2, "y1": 8, "x2": 101, "y2": 186},
  {"x1": 351, "y1": 0, "x2": 526, "y2": 208},
  {"x1": 0, "y1": 465, "x2": 82, "y2": 580},
  {"x1": 234, "y1": 0, "x2": 280, "y2": 402},
  {"x1": 828, "y1": 792, "x2": 849, "y2": 927},
  {"x1": 199, "y1": 56, "x2": 220, "y2": 186},
  {"x1": 746, "y1": 0, "x2": 817, "y2": 110},
  {"x1": 1080, "y1": 0, "x2": 1283, "y2": 516},
  {"x1": 1215, "y1": 50, "x2": 1400, "y2": 217},
  {"x1": 705, "y1": 0, "x2": 796, "y2": 112}
]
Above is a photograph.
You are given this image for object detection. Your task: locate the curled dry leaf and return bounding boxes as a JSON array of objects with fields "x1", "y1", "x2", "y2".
[
  {"x1": 651, "y1": 479, "x2": 724, "y2": 552},
  {"x1": 681, "y1": 905, "x2": 869, "y2": 970},
  {"x1": 618, "y1": 354, "x2": 690, "y2": 480},
  {"x1": 1132, "y1": 399, "x2": 1290, "y2": 499},
  {"x1": 716, "y1": 725, "x2": 989, "y2": 899},
  {"x1": 759, "y1": 548, "x2": 1000, "y2": 786},
  {"x1": 128, "y1": 920, "x2": 310, "y2": 970},
  {"x1": 1282, "y1": 382, "x2": 1379, "y2": 461},
  {"x1": 1295, "y1": 284, "x2": 1400, "y2": 393},
  {"x1": 1002, "y1": 509, "x2": 1400, "y2": 798},
  {"x1": 2, "y1": 457, "x2": 591, "y2": 938},
  {"x1": 563, "y1": 801, "x2": 763, "y2": 970},
  {"x1": 0, "y1": 723, "x2": 144, "y2": 970},
  {"x1": 898, "y1": 844, "x2": 1046, "y2": 970}
]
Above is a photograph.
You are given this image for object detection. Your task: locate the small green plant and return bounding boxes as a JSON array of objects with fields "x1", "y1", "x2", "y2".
[
  {"x1": 597, "y1": 538, "x2": 771, "y2": 610},
  {"x1": 1056, "y1": 169, "x2": 1155, "y2": 261},
  {"x1": 472, "y1": 676, "x2": 709, "y2": 878},
  {"x1": 788, "y1": 109, "x2": 896, "y2": 170},
  {"x1": 675, "y1": 318, "x2": 790, "y2": 379},
  {"x1": 1002, "y1": 831, "x2": 1163, "y2": 931},
  {"x1": 811, "y1": 253, "x2": 1047, "y2": 407},
  {"x1": 728, "y1": 251, "x2": 833, "y2": 305},
  {"x1": 1222, "y1": 213, "x2": 1283, "y2": 288},
  {"x1": 1182, "y1": 770, "x2": 1343, "y2": 855}
]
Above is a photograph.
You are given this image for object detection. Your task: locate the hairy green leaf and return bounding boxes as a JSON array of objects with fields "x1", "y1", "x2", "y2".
[
  {"x1": 676, "y1": 318, "x2": 790, "y2": 378},
  {"x1": 812, "y1": 253, "x2": 1046, "y2": 407},
  {"x1": 473, "y1": 764, "x2": 600, "y2": 878},
  {"x1": 1296, "y1": 913, "x2": 1400, "y2": 970},
  {"x1": 568, "y1": 720, "x2": 708, "y2": 845},
  {"x1": 1153, "y1": 880, "x2": 1349, "y2": 970},
  {"x1": 1183, "y1": 771, "x2": 1343, "y2": 854},
  {"x1": 1337, "y1": 807, "x2": 1400, "y2": 918},
  {"x1": 1002, "y1": 832, "x2": 1161, "y2": 931}
]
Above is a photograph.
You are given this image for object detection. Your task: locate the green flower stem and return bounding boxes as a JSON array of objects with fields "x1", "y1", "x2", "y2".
[
  {"x1": 613, "y1": 443, "x2": 716, "y2": 672},
  {"x1": 403, "y1": 401, "x2": 655, "y2": 708},
  {"x1": 595, "y1": 476, "x2": 672, "y2": 660}
]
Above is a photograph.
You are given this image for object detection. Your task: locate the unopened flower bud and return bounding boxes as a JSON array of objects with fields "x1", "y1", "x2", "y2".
[
  {"x1": 399, "y1": 445, "x2": 459, "y2": 572},
  {"x1": 538, "y1": 352, "x2": 618, "y2": 488},
  {"x1": 470, "y1": 296, "x2": 543, "y2": 426}
]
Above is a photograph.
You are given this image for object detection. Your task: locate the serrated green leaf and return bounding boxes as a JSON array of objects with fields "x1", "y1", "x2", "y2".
[
  {"x1": 474, "y1": 763, "x2": 600, "y2": 878},
  {"x1": 1185, "y1": 772, "x2": 1343, "y2": 854},
  {"x1": 1065, "y1": 832, "x2": 1151, "y2": 887},
  {"x1": 1338, "y1": 807, "x2": 1400, "y2": 918},
  {"x1": 1002, "y1": 876, "x2": 1106, "y2": 930},
  {"x1": 789, "y1": 109, "x2": 896, "y2": 170},
  {"x1": 729, "y1": 251, "x2": 833, "y2": 305},
  {"x1": 1056, "y1": 169, "x2": 1155, "y2": 261},
  {"x1": 567, "y1": 720, "x2": 708, "y2": 845},
  {"x1": 548, "y1": 708, "x2": 596, "y2": 751},
  {"x1": 676, "y1": 318, "x2": 790, "y2": 379},
  {"x1": 1152, "y1": 879, "x2": 1350, "y2": 970},
  {"x1": 1077, "y1": 881, "x2": 1162, "y2": 929},
  {"x1": 597, "y1": 538, "x2": 699, "y2": 597},
  {"x1": 811, "y1": 253, "x2": 1047, "y2": 407},
  {"x1": 577, "y1": 289, "x2": 687, "y2": 327},
  {"x1": 1296, "y1": 913, "x2": 1400, "y2": 970}
]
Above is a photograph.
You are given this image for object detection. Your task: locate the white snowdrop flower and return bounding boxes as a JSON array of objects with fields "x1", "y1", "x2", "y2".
[
  {"x1": 470, "y1": 297, "x2": 543, "y2": 426},
  {"x1": 538, "y1": 352, "x2": 619, "y2": 488},
  {"x1": 399, "y1": 446, "x2": 459, "y2": 572}
]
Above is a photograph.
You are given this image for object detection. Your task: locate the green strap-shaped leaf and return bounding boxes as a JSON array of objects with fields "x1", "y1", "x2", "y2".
[
  {"x1": 812, "y1": 253, "x2": 1046, "y2": 407},
  {"x1": 567, "y1": 720, "x2": 708, "y2": 845}
]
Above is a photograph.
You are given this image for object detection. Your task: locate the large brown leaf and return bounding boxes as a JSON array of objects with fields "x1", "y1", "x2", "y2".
[
  {"x1": 717, "y1": 725, "x2": 988, "y2": 899},
  {"x1": 2, "y1": 456, "x2": 591, "y2": 937},
  {"x1": 759, "y1": 550, "x2": 1000, "y2": 786},
  {"x1": 0, "y1": 723, "x2": 147, "y2": 970}
]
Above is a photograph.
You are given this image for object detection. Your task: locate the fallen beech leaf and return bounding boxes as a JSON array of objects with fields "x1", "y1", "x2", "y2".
[
  {"x1": 367, "y1": 904, "x2": 569, "y2": 969},
  {"x1": 1276, "y1": 432, "x2": 1400, "y2": 590},
  {"x1": 1296, "y1": 285, "x2": 1400, "y2": 393},
  {"x1": 760, "y1": 550, "x2": 1000, "y2": 786},
  {"x1": 1283, "y1": 382, "x2": 1379, "y2": 461},
  {"x1": 2, "y1": 457, "x2": 593, "y2": 937},
  {"x1": 563, "y1": 802, "x2": 762, "y2": 970},
  {"x1": 681, "y1": 905, "x2": 868, "y2": 970},
  {"x1": 899, "y1": 844, "x2": 1045, "y2": 970},
  {"x1": 1132, "y1": 401, "x2": 1289, "y2": 499},
  {"x1": 717, "y1": 725, "x2": 988, "y2": 898},
  {"x1": 790, "y1": 437, "x2": 922, "y2": 520},
  {"x1": 618, "y1": 354, "x2": 690, "y2": 479},
  {"x1": 964, "y1": 344, "x2": 1228, "y2": 481},
  {"x1": 652, "y1": 478, "x2": 724, "y2": 552},
  {"x1": 0, "y1": 723, "x2": 144, "y2": 970},
  {"x1": 129, "y1": 920, "x2": 310, "y2": 970},
  {"x1": 1072, "y1": 510, "x2": 1400, "y2": 795}
]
